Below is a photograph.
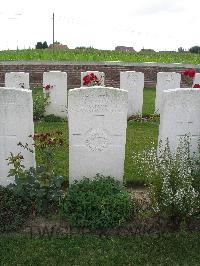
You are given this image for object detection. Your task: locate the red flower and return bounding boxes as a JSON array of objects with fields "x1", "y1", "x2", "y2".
[
  {"x1": 83, "y1": 75, "x2": 91, "y2": 85},
  {"x1": 183, "y1": 70, "x2": 189, "y2": 76},
  {"x1": 43, "y1": 84, "x2": 51, "y2": 91},
  {"x1": 83, "y1": 72, "x2": 101, "y2": 86},
  {"x1": 193, "y1": 83, "x2": 200, "y2": 88},
  {"x1": 188, "y1": 69, "x2": 196, "y2": 78},
  {"x1": 183, "y1": 69, "x2": 196, "y2": 78}
]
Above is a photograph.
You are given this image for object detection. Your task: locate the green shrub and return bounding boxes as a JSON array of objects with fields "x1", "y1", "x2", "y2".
[
  {"x1": 43, "y1": 114, "x2": 65, "y2": 122},
  {"x1": 189, "y1": 46, "x2": 200, "y2": 53},
  {"x1": 61, "y1": 176, "x2": 133, "y2": 230},
  {"x1": 7, "y1": 132, "x2": 65, "y2": 216},
  {"x1": 32, "y1": 88, "x2": 49, "y2": 121},
  {"x1": 0, "y1": 185, "x2": 31, "y2": 232}
]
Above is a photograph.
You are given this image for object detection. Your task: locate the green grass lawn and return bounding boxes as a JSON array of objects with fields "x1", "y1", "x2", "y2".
[
  {"x1": 34, "y1": 88, "x2": 158, "y2": 185},
  {"x1": 0, "y1": 233, "x2": 200, "y2": 265},
  {"x1": 1, "y1": 48, "x2": 200, "y2": 64}
]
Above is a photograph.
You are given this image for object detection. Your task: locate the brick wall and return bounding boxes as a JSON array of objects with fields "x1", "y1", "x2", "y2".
[{"x1": 0, "y1": 61, "x2": 199, "y2": 89}]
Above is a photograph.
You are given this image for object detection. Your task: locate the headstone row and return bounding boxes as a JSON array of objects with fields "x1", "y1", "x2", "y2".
[
  {"x1": 4, "y1": 70, "x2": 199, "y2": 119},
  {"x1": 1, "y1": 84, "x2": 200, "y2": 187}
]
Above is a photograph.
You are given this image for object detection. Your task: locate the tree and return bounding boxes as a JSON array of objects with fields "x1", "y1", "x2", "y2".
[
  {"x1": 42, "y1": 41, "x2": 48, "y2": 49},
  {"x1": 189, "y1": 46, "x2": 200, "y2": 53},
  {"x1": 35, "y1": 42, "x2": 43, "y2": 49},
  {"x1": 178, "y1": 47, "x2": 185, "y2": 52},
  {"x1": 35, "y1": 41, "x2": 48, "y2": 49}
]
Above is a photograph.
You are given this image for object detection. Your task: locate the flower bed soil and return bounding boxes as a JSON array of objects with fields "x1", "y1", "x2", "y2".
[{"x1": 18, "y1": 188, "x2": 200, "y2": 236}]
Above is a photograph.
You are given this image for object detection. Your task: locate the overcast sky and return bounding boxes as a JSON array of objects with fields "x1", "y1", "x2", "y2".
[{"x1": 0, "y1": 0, "x2": 199, "y2": 51}]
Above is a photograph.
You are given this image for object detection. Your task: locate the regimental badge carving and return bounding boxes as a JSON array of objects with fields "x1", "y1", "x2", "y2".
[{"x1": 85, "y1": 129, "x2": 111, "y2": 152}]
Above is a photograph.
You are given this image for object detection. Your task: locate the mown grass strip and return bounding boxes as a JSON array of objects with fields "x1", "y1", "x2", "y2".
[{"x1": 0, "y1": 233, "x2": 199, "y2": 265}]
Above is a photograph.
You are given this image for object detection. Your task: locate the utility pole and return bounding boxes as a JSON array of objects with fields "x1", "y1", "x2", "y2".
[{"x1": 53, "y1": 12, "x2": 55, "y2": 52}]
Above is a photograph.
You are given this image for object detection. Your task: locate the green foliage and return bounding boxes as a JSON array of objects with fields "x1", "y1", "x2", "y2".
[
  {"x1": 178, "y1": 47, "x2": 185, "y2": 52},
  {"x1": 32, "y1": 131, "x2": 64, "y2": 174},
  {"x1": 0, "y1": 185, "x2": 31, "y2": 232},
  {"x1": 189, "y1": 46, "x2": 200, "y2": 54},
  {"x1": 7, "y1": 163, "x2": 64, "y2": 216},
  {"x1": 132, "y1": 137, "x2": 200, "y2": 220},
  {"x1": 43, "y1": 114, "x2": 65, "y2": 122},
  {"x1": 1, "y1": 49, "x2": 200, "y2": 64},
  {"x1": 32, "y1": 88, "x2": 49, "y2": 121},
  {"x1": 8, "y1": 167, "x2": 64, "y2": 216},
  {"x1": 61, "y1": 176, "x2": 133, "y2": 229},
  {"x1": 42, "y1": 41, "x2": 48, "y2": 49},
  {"x1": 7, "y1": 132, "x2": 65, "y2": 215},
  {"x1": 35, "y1": 41, "x2": 48, "y2": 49},
  {"x1": 35, "y1": 42, "x2": 43, "y2": 49}
]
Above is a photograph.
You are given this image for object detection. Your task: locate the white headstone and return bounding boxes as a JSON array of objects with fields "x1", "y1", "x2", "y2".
[
  {"x1": 81, "y1": 71, "x2": 105, "y2": 86},
  {"x1": 68, "y1": 86, "x2": 128, "y2": 184},
  {"x1": 193, "y1": 73, "x2": 200, "y2": 86},
  {"x1": 155, "y1": 72, "x2": 181, "y2": 114},
  {"x1": 0, "y1": 87, "x2": 35, "y2": 186},
  {"x1": 158, "y1": 88, "x2": 200, "y2": 155},
  {"x1": 120, "y1": 71, "x2": 144, "y2": 117},
  {"x1": 5, "y1": 72, "x2": 30, "y2": 90},
  {"x1": 43, "y1": 71, "x2": 68, "y2": 118}
]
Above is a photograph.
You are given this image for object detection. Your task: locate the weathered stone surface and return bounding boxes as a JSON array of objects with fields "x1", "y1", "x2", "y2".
[
  {"x1": 193, "y1": 73, "x2": 200, "y2": 85},
  {"x1": 155, "y1": 72, "x2": 181, "y2": 114},
  {"x1": 68, "y1": 86, "x2": 128, "y2": 184},
  {"x1": 43, "y1": 71, "x2": 68, "y2": 118},
  {"x1": 0, "y1": 87, "x2": 35, "y2": 186},
  {"x1": 158, "y1": 88, "x2": 200, "y2": 155},
  {"x1": 120, "y1": 71, "x2": 144, "y2": 117},
  {"x1": 5, "y1": 72, "x2": 30, "y2": 90}
]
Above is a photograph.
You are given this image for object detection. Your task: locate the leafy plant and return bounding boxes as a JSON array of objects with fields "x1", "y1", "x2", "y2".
[
  {"x1": 43, "y1": 114, "x2": 65, "y2": 122},
  {"x1": 7, "y1": 132, "x2": 65, "y2": 215},
  {"x1": 32, "y1": 88, "x2": 49, "y2": 121},
  {"x1": 60, "y1": 175, "x2": 133, "y2": 230},
  {"x1": 132, "y1": 137, "x2": 200, "y2": 222},
  {"x1": 7, "y1": 155, "x2": 64, "y2": 216},
  {"x1": 189, "y1": 46, "x2": 200, "y2": 54},
  {"x1": 0, "y1": 185, "x2": 31, "y2": 232}
]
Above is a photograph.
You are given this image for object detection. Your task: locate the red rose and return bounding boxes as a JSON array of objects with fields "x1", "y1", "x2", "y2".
[
  {"x1": 83, "y1": 75, "x2": 90, "y2": 85},
  {"x1": 183, "y1": 70, "x2": 189, "y2": 76},
  {"x1": 44, "y1": 84, "x2": 51, "y2": 91},
  {"x1": 188, "y1": 69, "x2": 196, "y2": 78},
  {"x1": 193, "y1": 83, "x2": 200, "y2": 88}
]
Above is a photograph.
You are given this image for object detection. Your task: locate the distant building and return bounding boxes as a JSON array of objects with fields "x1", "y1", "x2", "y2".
[
  {"x1": 158, "y1": 50, "x2": 177, "y2": 53},
  {"x1": 140, "y1": 48, "x2": 155, "y2": 53},
  {"x1": 115, "y1": 46, "x2": 135, "y2": 52},
  {"x1": 48, "y1": 43, "x2": 68, "y2": 49}
]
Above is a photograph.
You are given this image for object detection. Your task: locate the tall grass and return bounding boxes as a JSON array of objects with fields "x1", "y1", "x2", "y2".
[{"x1": 1, "y1": 49, "x2": 200, "y2": 64}]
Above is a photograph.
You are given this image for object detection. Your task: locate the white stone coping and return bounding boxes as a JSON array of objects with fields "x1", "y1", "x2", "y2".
[
  {"x1": 164, "y1": 88, "x2": 200, "y2": 93},
  {"x1": 0, "y1": 61, "x2": 200, "y2": 69}
]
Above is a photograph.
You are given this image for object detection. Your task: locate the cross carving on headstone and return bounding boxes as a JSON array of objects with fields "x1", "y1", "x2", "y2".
[
  {"x1": 176, "y1": 121, "x2": 200, "y2": 146},
  {"x1": 177, "y1": 121, "x2": 198, "y2": 136}
]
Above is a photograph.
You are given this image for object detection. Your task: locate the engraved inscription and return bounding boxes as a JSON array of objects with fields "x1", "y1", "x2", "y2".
[
  {"x1": 85, "y1": 129, "x2": 111, "y2": 152},
  {"x1": 176, "y1": 121, "x2": 199, "y2": 137},
  {"x1": 70, "y1": 89, "x2": 128, "y2": 113},
  {"x1": 127, "y1": 73, "x2": 139, "y2": 86}
]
